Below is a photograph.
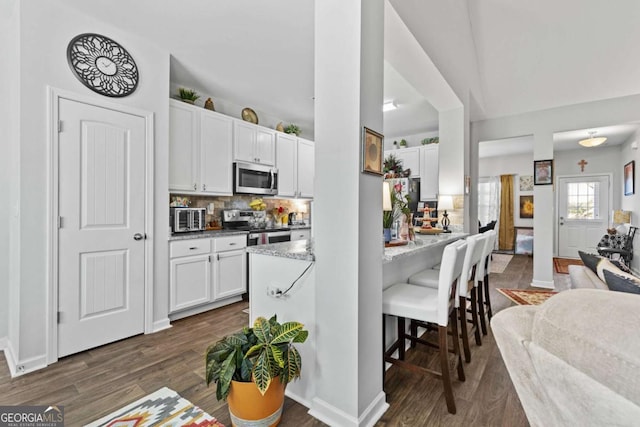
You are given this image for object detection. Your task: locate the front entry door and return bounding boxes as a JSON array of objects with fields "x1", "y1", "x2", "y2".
[
  {"x1": 557, "y1": 175, "x2": 610, "y2": 258},
  {"x1": 58, "y1": 98, "x2": 146, "y2": 357}
]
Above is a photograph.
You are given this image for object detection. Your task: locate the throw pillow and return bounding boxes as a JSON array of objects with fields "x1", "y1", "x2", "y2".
[
  {"x1": 603, "y1": 270, "x2": 640, "y2": 295},
  {"x1": 578, "y1": 251, "x2": 602, "y2": 274},
  {"x1": 610, "y1": 259, "x2": 633, "y2": 274},
  {"x1": 596, "y1": 257, "x2": 624, "y2": 283}
]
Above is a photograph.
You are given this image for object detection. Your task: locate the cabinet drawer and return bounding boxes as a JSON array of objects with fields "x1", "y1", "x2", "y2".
[
  {"x1": 171, "y1": 239, "x2": 211, "y2": 258},
  {"x1": 213, "y1": 235, "x2": 247, "y2": 252}
]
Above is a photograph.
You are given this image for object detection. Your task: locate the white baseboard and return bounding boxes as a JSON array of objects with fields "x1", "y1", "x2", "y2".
[
  {"x1": 151, "y1": 318, "x2": 172, "y2": 333},
  {"x1": 531, "y1": 279, "x2": 554, "y2": 289},
  {"x1": 285, "y1": 389, "x2": 311, "y2": 409},
  {"x1": 169, "y1": 296, "x2": 243, "y2": 321},
  {"x1": 0, "y1": 337, "x2": 7, "y2": 351},
  {"x1": 2, "y1": 340, "x2": 47, "y2": 377},
  {"x1": 309, "y1": 393, "x2": 388, "y2": 427}
]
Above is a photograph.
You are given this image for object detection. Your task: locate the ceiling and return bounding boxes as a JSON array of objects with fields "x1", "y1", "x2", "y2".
[{"x1": 61, "y1": 0, "x2": 640, "y2": 139}]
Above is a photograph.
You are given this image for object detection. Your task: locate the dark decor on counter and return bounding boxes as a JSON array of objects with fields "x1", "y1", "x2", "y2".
[{"x1": 67, "y1": 33, "x2": 139, "y2": 97}]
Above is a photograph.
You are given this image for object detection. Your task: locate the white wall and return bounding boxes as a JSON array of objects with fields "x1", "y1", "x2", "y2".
[
  {"x1": 9, "y1": 0, "x2": 170, "y2": 370},
  {"x1": 168, "y1": 82, "x2": 314, "y2": 140},
  {"x1": 471, "y1": 94, "x2": 640, "y2": 287},
  {"x1": 479, "y1": 152, "x2": 533, "y2": 228},
  {"x1": 384, "y1": 130, "x2": 438, "y2": 150},
  {"x1": 0, "y1": 0, "x2": 19, "y2": 343},
  {"x1": 620, "y1": 129, "x2": 640, "y2": 271}
]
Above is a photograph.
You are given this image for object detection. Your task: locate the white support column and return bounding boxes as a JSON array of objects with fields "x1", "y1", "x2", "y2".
[
  {"x1": 311, "y1": 1, "x2": 389, "y2": 426},
  {"x1": 532, "y1": 130, "x2": 555, "y2": 288}
]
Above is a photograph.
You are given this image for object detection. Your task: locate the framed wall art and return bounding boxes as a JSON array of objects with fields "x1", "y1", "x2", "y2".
[
  {"x1": 362, "y1": 127, "x2": 384, "y2": 175},
  {"x1": 519, "y1": 175, "x2": 533, "y2": 191},
  {"x1": 519, "y1": 195, "x2": 534, "y2": 218},
  {"x1": 534, "y1": 160, "x2": 553, "y2": 185},
  {"x1": 624, "y1": 160, "x2": 635, "y2": 196}
]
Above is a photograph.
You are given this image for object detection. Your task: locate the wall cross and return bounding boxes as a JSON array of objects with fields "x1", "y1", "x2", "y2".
[{"x1": 578, "y1": 159, "x2": 588, "y2": 172}]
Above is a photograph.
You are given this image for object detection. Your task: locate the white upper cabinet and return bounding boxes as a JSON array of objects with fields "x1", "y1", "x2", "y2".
[
  {"x1": 169, "y1": 99, "x2": 234, "y2": 195},
  {"x1": 256, "y1": 128, "x2": 276, "y2": 166},
  {"x1": 276, "y1": 133, "x2": 297, "y2": 197},
  {"x1": 420, "y1": 145, "x2": 439, "y2": 200},
  {"x1": 233, "y1": 121, "x2": 275, "y2": 166},
  {"x1": 383, "y1": 147, "x2": 420, "y2": 178},
  {"x1": 275, "y1": 134, "x2": 314, "y2": 198},
  {"x1": 396, "y1": 148, "x2": 420, "y2": 178},
  {"x1": 297, "y1": 138, "x2": 314, "y2": 198},
  {"x1": 200, "y1": 111, "x2": 234, "y2": 194},
  {"x1": 169, "y1": 101, "x2": 199, "y2": 192}
]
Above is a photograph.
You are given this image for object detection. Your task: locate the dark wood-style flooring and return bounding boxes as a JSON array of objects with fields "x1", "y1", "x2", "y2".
[{"x1": 0, "y1": 255, "x2": 549, "y2": 426}]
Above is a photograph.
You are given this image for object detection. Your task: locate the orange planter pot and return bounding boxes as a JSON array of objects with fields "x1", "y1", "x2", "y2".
[{"x1": 227, "y1": 377, "x2": 285, "y2": 427}]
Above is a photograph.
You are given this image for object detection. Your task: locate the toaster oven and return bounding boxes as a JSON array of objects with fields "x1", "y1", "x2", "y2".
[{"x1": 170, "y1": 207, "x2": 206, "y2": 233}]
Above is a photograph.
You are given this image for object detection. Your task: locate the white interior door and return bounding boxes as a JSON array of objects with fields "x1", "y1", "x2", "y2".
[
  {"x1": 557, "y1": 175, "x2": 610, "y2": 258},
  {"x1": 58, "y1": 98, "x2": 146, "y2": 357}
]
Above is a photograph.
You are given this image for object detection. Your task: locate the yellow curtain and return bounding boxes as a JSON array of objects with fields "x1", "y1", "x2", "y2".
[{"x1": 499, "y1": 175, "x2": 514, "y2": 250}]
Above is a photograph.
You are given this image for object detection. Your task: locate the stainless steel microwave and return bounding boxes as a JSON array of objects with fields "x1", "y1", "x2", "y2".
[
  {"x1": 234, "y1": 162, "x2": 278, "y2": 195},
  {"x1": 170, "y1": 207, "x2": 206, "y2": 233}
]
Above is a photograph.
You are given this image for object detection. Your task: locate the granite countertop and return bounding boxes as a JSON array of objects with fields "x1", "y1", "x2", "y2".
[
  {"x1": 169, "y1": 229, "x2": 248, "y2": 241},
  {"x1": 244, "y1": 232, "x2": 467, "y2": 264},
  {"x1": 383, "y1": 232, "x2": 468, "y2": 264},
  {"x1": 246, "y1": 240, "x2": 315, "y2": 262}
]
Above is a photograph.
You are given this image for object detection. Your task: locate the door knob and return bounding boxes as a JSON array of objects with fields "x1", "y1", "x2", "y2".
[{"x1": 133, "y1": 233, "x2": 144, "y2": 241}]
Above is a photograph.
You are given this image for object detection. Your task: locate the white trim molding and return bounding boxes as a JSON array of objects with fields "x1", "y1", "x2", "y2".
[
  {"x1": 309, "y1": 393, "x2": 388, "y2": 427},
  {"x1": 151, "y1": 318, "x2": 172, "y2": 333}
]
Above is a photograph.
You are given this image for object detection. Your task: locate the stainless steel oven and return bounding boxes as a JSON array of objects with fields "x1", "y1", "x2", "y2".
[
  {"x1": 247, "y1": 230, "x2": 291, "y2": 246},
  {"x1": 234, "y1": 162, "x2": 278, "y2": 195}
]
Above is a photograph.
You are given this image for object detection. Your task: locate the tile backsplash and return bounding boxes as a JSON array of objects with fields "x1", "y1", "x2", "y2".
[{"x1": 170, "y1": 194, "x2": 311, "y2": 226}]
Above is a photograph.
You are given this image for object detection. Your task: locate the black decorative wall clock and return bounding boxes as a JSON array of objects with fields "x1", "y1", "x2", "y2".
[{"x1": 67, "y1": 33, "x2": 139, "y2": 97}]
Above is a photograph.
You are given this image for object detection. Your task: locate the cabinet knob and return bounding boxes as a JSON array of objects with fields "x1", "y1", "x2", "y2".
[
  {"x1": 193, "y1": 183, "x2": 197, "y2": 190},
  {"x1": 133, "y1": 233, "x2": 144, "y2": 241},
  {"x1": 202, "y1": 184, "x2": 207, "y2": 191}
]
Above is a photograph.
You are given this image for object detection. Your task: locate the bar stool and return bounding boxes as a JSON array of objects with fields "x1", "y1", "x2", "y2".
[
  {"x1": 407, "y1": 234, "x2": 487, "y2": 363},
  {"x1": 382, "y1": 239, "x2": 467, "y2": 414},
  {"x1": 477, "y1": 229, "x2": 497, "y2": 335}
]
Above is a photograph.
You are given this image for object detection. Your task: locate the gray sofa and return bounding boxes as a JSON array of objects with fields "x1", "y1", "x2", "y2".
[
  {"x1": 567, "y1": 264, "x2": 608, "y2": 289},
  {"x1": 492, "y1": 289, "x2": 640, "y2": 426}
]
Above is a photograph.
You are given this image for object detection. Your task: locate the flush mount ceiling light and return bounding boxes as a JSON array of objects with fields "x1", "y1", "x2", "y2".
[
  {"x1": 578, "y1": 131, "x2": 607, "y2": 147},
  {"x1": 382, "y1": 101, "x2": 397, "y2": 112}
]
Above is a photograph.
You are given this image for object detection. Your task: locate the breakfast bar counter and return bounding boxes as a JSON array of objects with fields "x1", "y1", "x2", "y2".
[{"x1": 383, "y1": 232, "x2": 468, "y2": 263}]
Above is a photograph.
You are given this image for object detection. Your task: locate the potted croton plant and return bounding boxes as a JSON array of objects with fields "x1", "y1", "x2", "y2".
[{"x1": 205, "y1": 315, "x2": 308, "y2": 426}]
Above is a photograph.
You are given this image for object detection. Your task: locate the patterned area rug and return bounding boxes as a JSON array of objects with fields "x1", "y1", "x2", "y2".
[
  {"x1": 553, "y1": 257, "x2": 583, "y2": 274},
  {"x1": 85, "y1": 387, "x2": 224, "y2": 427},
  {"x1": 497, "y1": 288, "x2": 558, "y2": 306},
  {"x1": 490, "y1": 254, "x2": 513, "y2": 274}
]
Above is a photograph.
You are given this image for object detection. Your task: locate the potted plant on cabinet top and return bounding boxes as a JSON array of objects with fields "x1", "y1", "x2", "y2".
[
  {"x1": 205, "y1": 315, "x2": 308, "y2": 426},
  {"x1": 284, "y1": 124, "x2": 301, "y2": 136},
  {"x1": 178, "y1": 87, "x2": 200, "y2": 104},
  {"x1": 399, "y1": 139, "x2": 408, "y2": 148}
]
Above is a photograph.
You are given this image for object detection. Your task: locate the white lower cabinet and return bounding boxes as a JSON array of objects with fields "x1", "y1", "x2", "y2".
[
  {"x1": 214, "y1": 248, "x2": 247, "y2": 300},
  {"x1": 169, "y1": 235, "x2": 247, "y2": 315},
  {"x1": 170, "y1": 254, "x2": 212, "y2": 312},
  {"x1": 212, "y1": 234, "x2": 247, "y2": 300},
  {"x1": 290, "y1": 229, "x2": 311, "y2": 241}
]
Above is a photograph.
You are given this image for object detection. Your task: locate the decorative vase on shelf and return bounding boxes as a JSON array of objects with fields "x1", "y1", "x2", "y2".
[{"x1": 383, "y1": 228, "x2": 391, "y2": 243}]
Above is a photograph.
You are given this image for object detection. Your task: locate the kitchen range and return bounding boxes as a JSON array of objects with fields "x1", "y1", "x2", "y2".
[{"x1": 222, "y1": 209, "x2": 293, "y2": 246}]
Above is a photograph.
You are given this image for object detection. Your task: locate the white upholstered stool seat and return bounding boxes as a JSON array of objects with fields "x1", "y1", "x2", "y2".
[
  {"x1": 477, "y1": 229, "x2": 497, "y2": 335},
  {"x1": 408, "y1": 268, "x2": 440, "y2": 288},
  {"x1": 383, "y1": 238, "x2": 468, "y2": 414},
  {"x1": 383, "y1": 283, "x2": 439, "y2": 322}
]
